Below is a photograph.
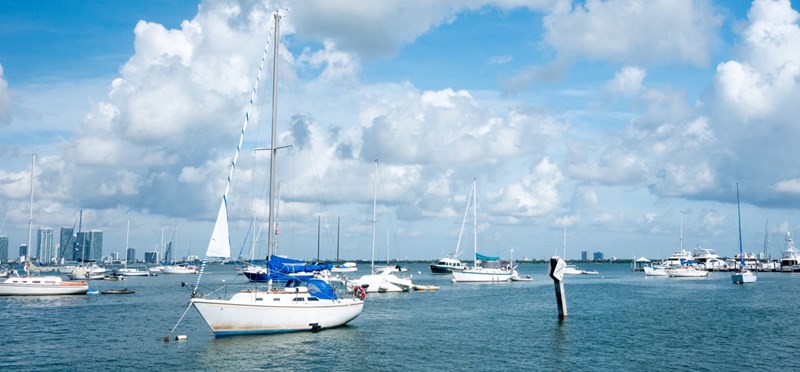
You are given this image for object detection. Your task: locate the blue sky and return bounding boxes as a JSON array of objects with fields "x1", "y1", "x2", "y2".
[{"x1": 2, "y1": 0, "x2": 800, "y2": 263}]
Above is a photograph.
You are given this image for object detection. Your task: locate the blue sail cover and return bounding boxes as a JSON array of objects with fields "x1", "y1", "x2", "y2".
[
  {"x1": 267, "y1": 255, "x2": 333, "y2": 275},
  {"x1": 476, "y1": 253, "x2": 500, "y2": 261}
]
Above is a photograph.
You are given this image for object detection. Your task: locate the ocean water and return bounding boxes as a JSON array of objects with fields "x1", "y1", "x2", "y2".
[{"x1": 2, "y1": 263, "x2": 798, "y2": 371}]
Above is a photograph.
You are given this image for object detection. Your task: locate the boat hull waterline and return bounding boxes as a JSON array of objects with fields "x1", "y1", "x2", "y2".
[{"x1": 452, "y1": 269, "x2": 512, "y2": 283}]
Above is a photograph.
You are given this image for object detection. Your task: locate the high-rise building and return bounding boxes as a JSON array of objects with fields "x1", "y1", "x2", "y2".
[
  {"x1": 593, "y1": 251, "x2": 604, "y2": 261},
  {"x1": 36, "y1": 227, "x2": 54, "y2": 263},
  {"x1": 75, "y1": 230, "x2": 103, "y2": 262},
  {"x1": 19, "y1": 244, "x2": 28, "y2": 260},
  {"x1": 59, "y1": 227, "x2": 75, "y2": 261},
  {"x1": 0, "y1": 235, "x2": 8, "y2": 263},
  {"x1": 164, "y1": 241, "x2": 173, "y2": 263},
  {"x1": 144, "y1": 251, "x2": 159, "y2": 264},
  {"x1": 126, "y1": 247, "x2": 136, "y2": 263},
  {"x1": 581, "y1": 251, "x2": 590, "y2": 261},
  {"x1": 90, "y1": 230, "x2": 103, "y2": 261}
]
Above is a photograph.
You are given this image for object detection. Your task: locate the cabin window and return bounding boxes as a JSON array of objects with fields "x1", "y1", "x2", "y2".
[
  {"x1": 307, "y1": 297, "x2": 319, "y2": 301},
  {"x1": 293, "y1": 298, "x2": 305, "y2": 302},
  {"x1": 273, "y1": 298, "x2": 280, "y2": 301},
  {"x1": 256, "y1": 297, "x2": 263, "y2": 301}
]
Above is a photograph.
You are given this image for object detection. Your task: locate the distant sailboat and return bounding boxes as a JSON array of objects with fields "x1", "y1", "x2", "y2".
[
  {"x1": 331, "y1": 217, "x2": 357, "y2": 273},
  {"x1": 0, "y1": 154, "x2": 88, "y2": 296},
  {"x1": 350, "y1": 161, "x2": 415, "y2": 292},
  {"x1": 189, "y1": 13, "x2": 363, "y2": 335},
  {"x1": 451, "y1": 178, "x2": 513, "y2": 283},
  {"x1": 732, "y1": 183, "x2": 756, "y2": 284}
]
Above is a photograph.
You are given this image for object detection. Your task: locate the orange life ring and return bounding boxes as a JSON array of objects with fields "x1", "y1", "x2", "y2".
[{"x1": 353, "y1": 286, "x2": 366, "y2": 300}]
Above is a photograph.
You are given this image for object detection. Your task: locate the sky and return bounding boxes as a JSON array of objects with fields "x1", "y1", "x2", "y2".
[{"x1": 1, "y1": 0, "x2": 800, "y2": 262}]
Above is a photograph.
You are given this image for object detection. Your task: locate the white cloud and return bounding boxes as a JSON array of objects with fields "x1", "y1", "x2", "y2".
[
  {"x1": 774, "y1": 179, "x2": 800, "y2": 194},
  {"x1": 607, "y1": 66, "x2": 646, "y2": 96},
  {"x1": 288, "y1": 0, "x2": 553, "y2": 58},
  {"x1": 489, "y1": 55, "x2": 513, "y2": 65},
  {"x1": 714, "y1": 0, "x2": 800, "y2": 121},
  {"x1": 544, "y1": 0, "x2": 722, "y2": 66},
  {"x1": 488, "y1": 157, "x2": 564, "y2": 218}
]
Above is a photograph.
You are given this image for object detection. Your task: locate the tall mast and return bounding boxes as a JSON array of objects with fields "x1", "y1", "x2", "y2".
[
  {"x1": 679, "y1": 210, "x2": 683, "y2": 251},
  {"x1": 370, "y1": 160, "x2": 378, "y2": 275},
  {"x1": 267, "y1": 12, "x2": 281, "y2": 258},
  {"x1": 125, "y1": 219, "x2": 130, "y2": 250},
  {"x1": 472, "y1": 178, "x2": 477, "y2": 263},
  {"x1": 317, "y1": 216, "x2": 321, "y2": 262},
  {"x1": 763, "y1": 218, "x2": 769, "y2": 258},
  {"x1": 336, "y1": 216, "x2": 340, "y2": 264},
  {"x1": 26, "y1": 154, "x2": 35, "y2": 263},
  {"x1": 737, "y1": 183, "x2": 744, "y2": 269}
]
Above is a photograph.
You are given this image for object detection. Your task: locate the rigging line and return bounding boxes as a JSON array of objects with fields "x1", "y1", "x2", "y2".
[
  {"x1": 376, "y1": 164, "x2": 400, "y2": 261},
  {"x1": 0, "y1": 197, "x2": 17, "y2": 234},
  {"x1": 193, "y1": 21, "x2": 274, "y2": 295},
  {"x1": 286, "y1": 54, "x2": 337, "y2": 251}
]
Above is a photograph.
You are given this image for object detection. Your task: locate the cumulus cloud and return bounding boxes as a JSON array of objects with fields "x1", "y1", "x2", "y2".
[
  {"x1": 607, "y1": 66, "x2": 646, "y2": 96},
  {"x1": 544, "y1": 0, "x2": 722, "y2": 66},
  {"x1": 488, "y1": 157, "x2": 565, "y2": 218},
  {"x1": 289, "y1": 0, "x2": 553, "y2": 59},
  {"x1": 714, "y1": 0, "x2": 800, "y2": 121}
]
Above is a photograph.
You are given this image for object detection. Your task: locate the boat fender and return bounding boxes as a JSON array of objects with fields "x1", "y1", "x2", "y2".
[
  {"x1": 353, "y1": 286, "x2": 366, "y2": 300},
  {"x1": 309, "y1": 323, "x2": 322, "y2": 333},
  {"x1": 175, "y1": 335, "x2": 188, "y2": 341}
]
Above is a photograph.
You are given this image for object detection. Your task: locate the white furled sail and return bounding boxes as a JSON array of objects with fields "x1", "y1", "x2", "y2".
[{"x1": 206, "y1": 199, "x2": 231, "y2": 258}]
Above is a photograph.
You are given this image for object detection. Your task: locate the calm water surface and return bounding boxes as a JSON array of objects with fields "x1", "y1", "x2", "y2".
[{"x1": 2, "y1": 263, "x2": 798, "y2": 371}]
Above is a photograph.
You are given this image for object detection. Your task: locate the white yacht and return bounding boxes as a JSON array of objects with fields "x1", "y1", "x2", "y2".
[
  {"x1": 666, "y1": 266, "x2": 709, "y2": 278},
  {"x1": 350, "y1": 265, "x2": 414, "y2": 293},
  {"x1": 780, "y1": 232, "x2": 800, "y2": 272},
  {"x1": 692, "y1": 246, "x2": 727, "y2": 271},
  {"x1": 161, "y1": 263, "x2": 198, "y2": 274},
  {"x1": 430, "y1": 257, "x2": 465, "y2": 274}
]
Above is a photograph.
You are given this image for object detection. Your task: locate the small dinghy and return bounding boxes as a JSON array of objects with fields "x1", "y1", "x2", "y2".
[
  {"x1": 510, "y1": 275, "x2": 533, "y2": 282},
  {"x1": 100, "y1": 289, "x2": 135, "y2": 295}
]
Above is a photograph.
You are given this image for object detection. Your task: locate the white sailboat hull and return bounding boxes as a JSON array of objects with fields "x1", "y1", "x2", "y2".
[
  {"x1": 161, "y1": 265, "x2": 197, "y2": 274},
  {"x1": 351, "y1": 274, "x2": 413, "y2": 293},
  {"x1": 666, "y1": 267, "x2": 709, "y2": 278},
  {"x1": 192, "y1": 291, "x2": 364, "y2": 336},
  {"x1": 0, "y1": 276, "x2": 88, "y2": 296},
  {"x1": 116, "y1": 269, "x2": 150, "y2": 276},
  {"x1": 643, "y1": 267, "x2": 669, "y2": 277},
  {"x1": 452, "y1": 268, "x2": 512, "y2": 282},
  {"x1": 731, "y1": 270, "x2": 757, "y2": 284}
]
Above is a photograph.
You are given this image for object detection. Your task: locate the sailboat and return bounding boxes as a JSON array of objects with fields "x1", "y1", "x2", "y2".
[
  {"x1": 331, "y1": 217, "x2": 357, "y2": 273},
  {"x1": 189, "y1": 13, "x2": 363, "y2": 335},
  {"x1": 0, "y1": 154, "x2": 88, "y2": 296},
  {"x1": 560, "y1": 227, "x2": 597, "y2": 275},
  {"x1": 732, "y1": 183, "x2": 757, "y2": 284},
  {"x1": 350, "y1": 161, "x2": 415, "y2": 293},
  {"x1": 429, "y1": 183, "x2": 470, "y2": 274},
  {"x1": 451, "y1": 178, "x2": 513, "y2": 283}
]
